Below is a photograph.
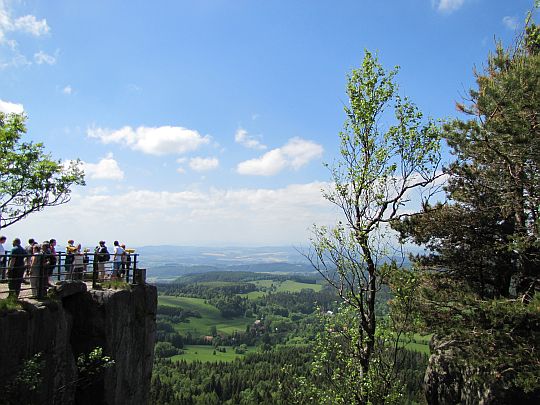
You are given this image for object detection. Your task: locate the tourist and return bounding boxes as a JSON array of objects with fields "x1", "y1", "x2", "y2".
[
  {"x1": 0, "y1": 235, "x2": 6, "y2": 280},
  {"x1": 29, "y1": 244, "x2": 42, "y2": 297},
  {"x1": 120, "y1": 243, "x2": 129, "y2": 277},
  {"x1": 96, "y1": 241, "x2": 110, "y2": 281},
  {"x1": 72, "y1": 244, "x2": 85, "y2": 281},
  {"x1": 48, "y1": 239, "x2": 57, "y2": 285},
  {"x1": 7, "y1": 238, "x2": 26, "y2": 299},
  {"x1": 24, "y1": 238, "x2": 36, "y2": 281},
  {"x1": 65, "y1": 239, "x2": 76, "y2": 279},
  {"x1": 113, "y1": 241, "x2": 124, "y2": 279}
]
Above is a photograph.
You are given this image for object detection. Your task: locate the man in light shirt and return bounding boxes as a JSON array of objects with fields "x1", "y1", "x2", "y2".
[{"x1": 113, "y1": 240, "x2": 125, "y2": 279}]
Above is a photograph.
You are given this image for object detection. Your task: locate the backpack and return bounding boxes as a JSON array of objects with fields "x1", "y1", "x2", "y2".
[
  {"x1": 99, "y1": 246, "x2": 110, "y2": 262},
  {"x1": 103, "y1": 249, "x2": 111, "y2": 262}
]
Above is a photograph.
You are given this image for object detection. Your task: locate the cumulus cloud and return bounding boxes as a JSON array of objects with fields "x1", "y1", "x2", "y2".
[
  {"x1": 0, "y1": 98, "x2": 23, "y2": 114},
  {"x1": 434, "y1": 0, "x2": 465, "y2": 13},
  {"x1": 234, "y1": 127, "x2": 266, "y2": 150},
  {"x1": 237, "y1": 137, "x2": 323, "y2": 176},
  {"x1": 189, "y1": 157, "x2": 219, "y2": 172},
  {"x1": 0, "y1": 2, "x2": 51, "y2": 68},
  {"x1": 34, "y1": 50, "x2": 55, "y2": 65},
  {"x1": 87, "y1": 125, "x2": 211, "y2": 156},
  {"x1": 502, "y1": 16, "x2": 519, "y2": 31},
  {"x1": 6, "y1": 181, "x2": 337, "y2": 246},
  {"x1": 62, "y1": 85, "x2": 72, "y2": 95},
  {"x1": 12, "y1": 14, "x2": 49, "y2": 36},
  {"x1": 81, "y1": 154, "x2": 125, "y2": 181}
]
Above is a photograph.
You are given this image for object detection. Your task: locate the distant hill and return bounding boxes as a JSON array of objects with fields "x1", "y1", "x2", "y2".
[
  {"x1": 173, "y1": 270, "x2": 321, "y2": 284},
  {"x1": 132, "y1": 245, "x2": 412, "y2": 281}
]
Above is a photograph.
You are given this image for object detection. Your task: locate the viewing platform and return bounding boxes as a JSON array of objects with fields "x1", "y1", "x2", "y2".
[{"x1": 0, "y1": 252, "x2": 146, "y2": 301}]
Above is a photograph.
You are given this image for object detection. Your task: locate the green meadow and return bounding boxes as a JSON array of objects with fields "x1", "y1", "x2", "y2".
[
  {"x1": 170, "y1": 345, "x2": 251, "y2": 363},
  {"x1": 159, "y1": 295, "x2": 254, "y2": 336},
  {"x1": 238, "y1": 279, "x2": 323, "y2": 298}
]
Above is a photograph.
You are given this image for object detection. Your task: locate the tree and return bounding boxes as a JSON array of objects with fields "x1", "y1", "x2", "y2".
[
  {"x1": 0, "y1": 112, "x2": 84, "y2": 228},
  {"x1": 396, "y1": 18, "x2": 540, "y2": 299},
  {"x1": 393, "y1": 17, "x2": 540, "y2": 398},
  {"x1": 305, "y1": 50, "x2": 441, "y2": 404}
]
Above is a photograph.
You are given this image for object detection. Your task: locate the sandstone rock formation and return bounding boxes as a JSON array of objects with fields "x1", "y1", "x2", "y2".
[{"x1": 0, "y1": 282, "x2": 156, "y2": 405}]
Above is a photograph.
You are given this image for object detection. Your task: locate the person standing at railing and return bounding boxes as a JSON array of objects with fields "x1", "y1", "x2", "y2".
[
  {"x1": 48, "y1": 239, "x2": 57, "y2": 286},
  {"x1": 0, "y1": 235, "x2": 6, "y2": 280},
  {"x1": 120, "y1": 243, "x2": 127, "y2": 277},
  {"x1": 112, "y1": 241, "x2": 124, "y2": 279},
  {"x1": 24, "y1": 238, "x2": 36, "y2": 283},
  {"x1": 65, "y1": 239, "x2": 76, "y2": 279},
  {"x1": 7, "y1": 238, "x2": 26, "y2": 299},
  {"x1": 72, "y1": 244, "x2": 84, "y2": 281},
  {"x1": 29, "y1": 244, "x2": 42, "y2": 297},
  {"x1": 96, "y1": 241, "x2": 110, "y2": 281}
]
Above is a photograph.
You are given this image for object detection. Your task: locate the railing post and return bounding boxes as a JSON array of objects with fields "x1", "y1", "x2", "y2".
[
  {"x1": 57, "y1": 252, "x2": 62, "y2": 281},
  {"x1": 37, "y1": 253, "x2": 45, "y2": 299},
  {"x1": 130, "y1": 254, "x2": 138, "y2": 284},
  {"x1": 92, "y1": 252, "x2": 98, "y2": 289}
]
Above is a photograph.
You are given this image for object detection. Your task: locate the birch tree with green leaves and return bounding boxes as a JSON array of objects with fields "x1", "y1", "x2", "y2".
[
  {"x1": 0, "y1": 112, "x2": 84, "y2": 228},
  {"x1": 305, "y1": 51, "x2": 442, "y2": 404}
]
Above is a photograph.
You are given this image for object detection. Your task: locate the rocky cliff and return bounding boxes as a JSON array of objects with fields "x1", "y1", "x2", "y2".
[
  {"x1": 424, "y1": 337, "x2": 540, "y2": 405},
  {"x1": 0, "y1": 282, "x2": 157, "y2": 405}
]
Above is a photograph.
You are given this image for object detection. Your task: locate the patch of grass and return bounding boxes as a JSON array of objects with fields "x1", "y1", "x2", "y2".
[
  {"x1": 159, "y1": 295, "x2": 254, "y2": 336},
  {"x1": 275, "y1": 280, "x2": 322, "y2": 293},
  {"x1": 100, "y1": 279, "x2": 130, "y2": 290},
  {"x1": 252, "y1": 279, "x2": 275, "y2": 288},
  {"x1": 404, "y1": 341, "x2": 431, "y2": 355},
  {"x1": 244, "y1": 279, "x2": 322, "y2": 298},
  {"x1": 170, "y1": 345, "x2": 252, "y2": 363},
  {"x1": 0, "y1": 297, "x2": 23, "y2": 313},
  {"x1": 238, "y1": 291, "x2": 267, "y2": 299},
  {"x1": 196, "y1": 281, "x2": 242, "y2": 287}
]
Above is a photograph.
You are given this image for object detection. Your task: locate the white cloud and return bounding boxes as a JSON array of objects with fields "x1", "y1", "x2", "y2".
[
  {"x1": 6, "y1": 181, "x2": 337, "y2": 246},
  {"x1": 34, "y1": 50, "x2": 55, "y2": 65},
  {"x1": 0, "y1": 98, "x2": 23, "y2": 114},
  {"x1": 237, "y1": 137, "x2": 323, "y2": 176},
  {"x1": 189, "y1": 157, "x2": 219, "y2": 172},
  {"x1": 13, "y1": 14, "x2": 49, "y2": 36},
  {"x1": 234, "y1": 127, "x2": 266, "y2": 150},
  {"x1": 502, "y1": 16, "x2": 519, "y2": 31},
  {"x1": 434, "y1": 0, "x2": 465, "y2": 13},
  {"x1": 81, "y1": 154, "x2": 125, "y2": 181},
  {"x1": 281, "y1": 137, "x2": 325, "y2": 169},
  {"x1": 0, "y1": 2, "x2": 51, "y2": 68},
  {"x1": 62, "y1": 85, "x2": 72, "y2": 95},
  {"x1": 87, "y1": 125, "x2": 211, "y2": 156}
]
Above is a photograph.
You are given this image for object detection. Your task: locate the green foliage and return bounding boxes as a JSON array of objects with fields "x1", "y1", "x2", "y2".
[
  {"x1": 307, "y1": 50, "x2": 441, "y2": 403},
  {"x1": 100, "y1": 279, "x2": 130, "y2": 290},
  {"x1": 76, "y1": 347, "x2": 114, "y2": 383},
  {"x1": 150, "y1": 346, "x2": 313, "y2": 404},
  {"x1": 393, "y1": 19, "x2": 540, "y2": 398},
  {"x1": 155, "y1": 341, "x2": 182, "y2": 358},
  {"x1": 0, "y1": 296, "x2": 22, "y2": 312},
  {"x1": 0, "y1": 112, "x2": 84, "y2": 228},
  {"x1": 0, "y1": 353, "x2": 43, "y2": 405}
]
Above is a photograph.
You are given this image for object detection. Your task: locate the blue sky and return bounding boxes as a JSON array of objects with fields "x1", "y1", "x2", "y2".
[{"x1": 0, "y1": 0, "x2": 535, "y2": 247}]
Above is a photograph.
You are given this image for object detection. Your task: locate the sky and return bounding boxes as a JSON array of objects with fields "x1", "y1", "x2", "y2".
[{"x1": 0, "y1": 0, "x2": 536, "y2": 247}]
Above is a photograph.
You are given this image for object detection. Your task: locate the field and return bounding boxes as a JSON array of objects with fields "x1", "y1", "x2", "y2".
[
  {"x1": 159, "y1": 295, "x2": 255, "y2": 336},
  {"x1": 170, "y1": 345, "x2": 251, "y2": 363},
  {"x1": 402, "y1": 334, "x2": 431, "y2": 355},
  {"x1": 238, "y1": 279, "x2": 323, "y2": 298}
]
